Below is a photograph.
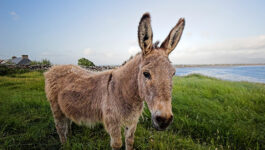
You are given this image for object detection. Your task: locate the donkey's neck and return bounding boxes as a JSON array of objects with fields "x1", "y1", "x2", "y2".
[{"x1": 110, "y1": 54, "x2": 142, "y2": 103}]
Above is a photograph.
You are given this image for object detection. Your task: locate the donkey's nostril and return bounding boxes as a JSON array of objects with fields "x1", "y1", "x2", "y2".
[
  {"x1": 155, "y1": 116, "x2": 165, "y2": 123},
  {"x1": 154, "y1": 115, "x2": 173, "y2": 130},
  {"x1": 169, "y1": 115, "x2": 173, "y2": 123}
]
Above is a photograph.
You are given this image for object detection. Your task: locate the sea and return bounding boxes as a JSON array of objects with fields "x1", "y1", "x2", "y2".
[{"x1": 175, "y1": 65, "x2": 265, "y2": 83}]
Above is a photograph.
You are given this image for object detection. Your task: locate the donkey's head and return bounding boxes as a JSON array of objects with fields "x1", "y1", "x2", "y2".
[{"x1": 137, "y1": 13, "x2": 185, "y2": 131}]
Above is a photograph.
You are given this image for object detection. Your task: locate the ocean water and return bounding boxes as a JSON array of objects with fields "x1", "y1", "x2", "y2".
[{"x1": 175, "y1": 65, "x2": 265, "y2": 83}]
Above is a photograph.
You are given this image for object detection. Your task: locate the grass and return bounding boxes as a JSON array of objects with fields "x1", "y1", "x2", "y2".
[{"x1": 0, "y1": 72, "x2": 264, "y2": 149}]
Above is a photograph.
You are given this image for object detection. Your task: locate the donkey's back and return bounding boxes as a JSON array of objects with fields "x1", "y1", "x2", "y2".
[{"x1": 44, "y1": 65, "x2": 92, "y2": 102}]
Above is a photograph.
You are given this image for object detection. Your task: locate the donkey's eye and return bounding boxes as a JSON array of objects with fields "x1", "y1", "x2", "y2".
[
  {"x1": 173, "y1": 72, "x2": 176, "y2": 76},
  {"x1": 143, "y1": 72, "x2": 151, "y2": 79}
]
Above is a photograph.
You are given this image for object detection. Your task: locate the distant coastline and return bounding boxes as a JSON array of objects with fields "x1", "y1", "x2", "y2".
[
  {"x1": 174, "y1": 65, "x2": 265, "y2": 83},
  {"x1": 174, "y1": 63, "x2": 265, "y2": 68}
]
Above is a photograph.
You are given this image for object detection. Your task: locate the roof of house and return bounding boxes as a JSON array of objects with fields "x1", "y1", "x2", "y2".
[
  {"x1": 11, "y1": 57, "x2": 23, "y2": 64},
  {"x1": 1, "y1": 59, "x2": 11, "y2": 64},
  {"x1": 10, "y1": 57, "x2": 31, "y2": 65}
]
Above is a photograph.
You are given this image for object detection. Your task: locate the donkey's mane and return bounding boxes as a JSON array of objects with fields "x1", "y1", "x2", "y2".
[
  {"x1": 153, "y1": 41, "x2": 160, "y2": 49},
  {"x1": 121, "y1": 52, "x2": 141, "y2": 66}
]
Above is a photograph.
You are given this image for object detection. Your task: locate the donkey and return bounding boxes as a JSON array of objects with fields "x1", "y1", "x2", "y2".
[{"x1": 44, "y1": 13, "x2": 185, "y2": 150}]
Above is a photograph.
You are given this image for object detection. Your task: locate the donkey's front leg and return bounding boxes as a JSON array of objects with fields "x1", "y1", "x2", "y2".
[
  {"x1": 109, "y1": 126, "x2": 122, "y2": 150},
  {"x1": 125, "y1": 123, "x2": 137, "y2": 150},
  {"x1": 104, "y1": 120, "x2": 122, "y2": 150}
]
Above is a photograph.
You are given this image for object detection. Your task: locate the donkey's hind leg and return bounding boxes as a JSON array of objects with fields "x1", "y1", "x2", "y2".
[{"x1": 50, "y1": 101, "x2": 71, "y2": 144}]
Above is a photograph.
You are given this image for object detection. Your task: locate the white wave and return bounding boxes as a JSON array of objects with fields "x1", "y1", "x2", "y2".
[{"x1": 176, "y1": 66, "x2": 265, "y2": 83}]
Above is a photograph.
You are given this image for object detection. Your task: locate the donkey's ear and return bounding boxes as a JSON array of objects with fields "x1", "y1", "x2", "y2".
[
  {"x1": 138, "y1": 13, "x2": 153, "y2": 56},
  {"x1": 161, "y1": 18, "x2": 185, "y2": 55}
]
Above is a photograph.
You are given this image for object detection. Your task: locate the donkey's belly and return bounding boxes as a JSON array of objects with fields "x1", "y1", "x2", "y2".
[{"x1": 58, "y1": 88, "x2": 103, "y2": 126}]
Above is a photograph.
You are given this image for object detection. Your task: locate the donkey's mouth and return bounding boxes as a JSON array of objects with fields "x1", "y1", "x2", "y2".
[
  {"x1": 153, "y1": 125, "x2": 166, "y2": 131},
  {"x1": 151, "y1": 114, "x2": 173, "y2": 131},
  {"x1": 152, "y1": 121, "x2": 167, "y2": 131},
  {"x1": 151, "y1": 118, "x2": 168, "y2": 131}
]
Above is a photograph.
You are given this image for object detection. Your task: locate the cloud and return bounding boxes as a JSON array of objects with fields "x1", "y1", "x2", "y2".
[
  {"x1": 36, "y1": 35, "x2": 265, "y2": 65},
  {"x1": 128, "y1": 45, "x2": 140, "y2": 56},
  {"x1": 9, "y1": 11, "x2": 19, "y2": 20},
  {"x1": 186, "y1": 32, "x2": 192, "y2": 37},
  {"x1": 170, "y1": 35, "x2": 265, "y2": 64},
  {"x1": 186, "y1": 35, "x2": 265, "y2": 53},
  {"x1": 200, "y1": 32, "x2": 210, "y2": 38},
  {"x1": 10, "y1": 11, "x2": 17, "y2": 16},
  {"x1": 83, "y1": 48, "x2": 92, "y2": 56},
  {"x1": 102, "y1": 52, "x2": 113, "y2": 58}
]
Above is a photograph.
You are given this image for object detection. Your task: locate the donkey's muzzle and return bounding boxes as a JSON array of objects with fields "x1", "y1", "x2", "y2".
[{"x1": 152, "y1": 115, "x2": 173, "y2": 131}]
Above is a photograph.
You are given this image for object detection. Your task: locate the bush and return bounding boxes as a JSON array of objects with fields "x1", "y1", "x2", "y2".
[
  {"x1": 41, "y1": 59, "x2": 51, "y2": 65},
  {"x1": 30, "y1": 59, "x2": 51, "y2": 65},
  {"x1": 0, "y1": 65, "x2": 30, "y2": 76},
  {"x1": 78, "y1": 58, "x2": 95, "y2": 67}
]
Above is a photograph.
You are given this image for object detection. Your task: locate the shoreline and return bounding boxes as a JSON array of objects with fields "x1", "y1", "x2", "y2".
[{"x1": 174, "y1": 63, "x2": 265, "y2": 68}]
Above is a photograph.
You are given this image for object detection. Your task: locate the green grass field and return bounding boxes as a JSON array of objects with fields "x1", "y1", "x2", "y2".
[{"x1": 0, "y1": 72, "x2": 264, "y2": 150}]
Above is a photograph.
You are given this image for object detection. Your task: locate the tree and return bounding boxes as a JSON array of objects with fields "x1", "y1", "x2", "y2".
[
  {"x1": 41, "y1": 59, "x2": 51, "y2": 65},
  {"x1": 78, "y1": 58, "x2": 95, "y2": 67}
]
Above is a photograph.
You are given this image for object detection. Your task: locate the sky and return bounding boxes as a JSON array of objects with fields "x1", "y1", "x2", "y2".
[{"x1": 0, "y1": 0, "x2": 265, "y2": 65}]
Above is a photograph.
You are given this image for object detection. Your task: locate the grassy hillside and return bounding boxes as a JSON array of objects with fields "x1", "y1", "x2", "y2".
[{"x1": 0, "y1": 72, "x2": 264, "y2": 149}]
